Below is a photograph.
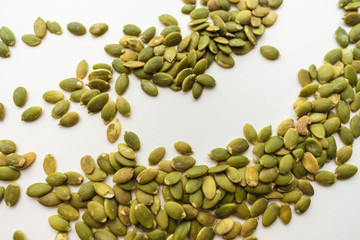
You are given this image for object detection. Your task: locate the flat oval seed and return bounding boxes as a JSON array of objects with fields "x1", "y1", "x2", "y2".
[
  {"x1": 87, "y1": 93, "x2": 109, "y2": 113},
  {"x1": 26, "y1": 182, "x2": 52, "y2": 198},
  {"x1": 21, "y1": 106, "x2": 42, "y2": 121},
  {"x1": 49, "y1": 215, "x2": 71, "y2": 232},
  {"x1": 43, "y1": 154, "x2": 56, "y2": 175},
  {"x1": 59, "y1": 112, "x2": 80, "y2": 127},
  {"x1": 141, "y1": 80, "x2": 158, "y2": 97},
  {"x1": 13, "y1": 230, "x2": 26, "y2": 240},
  {"x1": 116, "y1": 96, "x2": 131, "y2": 117},
  {"x1": 148, "y1": 147, "x2": 165, "y2": 165},
  {"x1": 89, "y1": 23, "x2": 108, "y2": 36},
  {"x1": 4, "y1": 182, "x2": 20, "y2": 206},
  {"x1": 159, "y1": 14, "x2": 178, "y2": 26},
  {"x1": 215, "y1": 218, "x2": 234, "y2": 235},
  {"x1": 260, "y1": 45, "x2": 280, "y2": 60},
  {"x1": 21, "y1": 34, "x2": 41, "y2": 46},
  {"x1": 67, "y1": 22, "x2": 86, "y2": 35},
  {"x1": 46, "y1": 21, "x2": 62, "y2": 34},
  {"x1": 0, "y1": 26, "x2": 15, "y2": 46},
  {"x1": 75, "y1": 221, "x2": 94, "y2": 240},
  {"x1": 164, "y1": 201, "x2": 186, "y2": 220},
  {"x1": 43, "y1": 90, "x2": 64, "y2": 103},
  {"x1": 13, "y1": 87, "x2": 27, "y2": 107},
  {"x1": 123, "y1": 24, "x2": 141, "y2": 36},
  {"x1": 34, "y1": 17, "x2": 46, "y2": 38}
]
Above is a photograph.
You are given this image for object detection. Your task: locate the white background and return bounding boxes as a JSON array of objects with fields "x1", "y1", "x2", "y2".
[{"x1": 0, "y1": 0, "x2": 359, "y2": 239}]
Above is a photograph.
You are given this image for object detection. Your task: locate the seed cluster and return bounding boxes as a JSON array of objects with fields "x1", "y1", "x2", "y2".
[{"x1": 1, "y1": 0, "x2": 360, "y2": 240}]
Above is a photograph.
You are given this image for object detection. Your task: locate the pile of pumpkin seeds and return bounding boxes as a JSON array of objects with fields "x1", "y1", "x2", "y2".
[
  {"x1": 0, "y1": 139, "x2": 36, "y2": 212},
  {"x1": 2, "y1": 0, "x2": 360, "y2": 239},
  {"x1": 0, "y1": 26, "x2": 15, "y2": 58}
]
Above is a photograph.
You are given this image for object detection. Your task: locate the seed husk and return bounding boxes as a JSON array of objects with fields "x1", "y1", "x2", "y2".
[
  {"x1": 0, "y1": 26, "x2": 15, "y2": 46},
  {"x1": 89, "y1": 23, "x2": 108, "y2": 36},
  {"x1": 46, "y1": 21, "x2": 62, "y2": 34},
  {"x1": 13, "y1": 87, "x2": 27, "y2": 107},
  {"x1": 67, "y1": 22, "x2": 86, "y2": 35},
  {"x1": 4, "y1": 182, "x2": 20, "y2": 206},
  {"x1": 21, "y1": 34, "x2": 41, "y2": 46},
  {"x1": 21, "y1": 106, "x2": 42, "y2": 121}
]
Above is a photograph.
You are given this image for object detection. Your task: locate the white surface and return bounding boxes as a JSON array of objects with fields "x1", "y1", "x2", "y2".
[{"x1": 0, "y1": 0, "x2": 359, "y2": 239}]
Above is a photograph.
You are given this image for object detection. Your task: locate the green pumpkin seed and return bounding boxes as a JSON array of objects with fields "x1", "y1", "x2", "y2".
[
  {"x1": 13, "y1": 87, "x2": 27, "y2": 107},
  {"x1": 59, "y1": 112, "x2": 79, "y2": 127},
  {"x1": 43, "y1": 90, "x2": 64, "y2": 103},
  {"x1": 75, "y1": 221, "x2": 94, "y2": 240},
  {"x1": 48, "y1": 215, "x2": 71, "y2": 232},
  {"x1": 0, "y1": 40, "x2": 9, "y2": 57},
  {"x1": 89, "y1": 23, "x2": 108, "y2": 36},
  {"x1": 315, "y1": 171, "x2": 337, "y2": 185},
  {"x1": 67, "y1": 22, "x2": 86, "y2": 35},
  {"x1": 123, "y1": 24, "x2": 141, "y2": 36},
  {"x1": 0, "y1": 26, "x2": 15, "y2": 46},
  {"x1": 22, "y1": 34, "x2": 41, "y2": 46},
  {"x1": 26, "y1": 182, "x2": 52, "y2": 198},
  {"x1": 51, "y1": 100, "x2": 70, "y2": 119},
  {"x1": 4, "y1": 182, "x2": 20, "y2": 206},
  {"x1": 87, "y1": 93, "x2": 109, "y2": 113},
  {"x1": 105, "y1": 44, "x2": 125, "y2": 57},
  {"x1": 46, "y1": 21, "x2": 62, "y2": 34},
  {"x1": 59, "y1": 78, "x2": 83, "y2": 92},
  {"x1": 0, "y1": 103, "x2": 5, "y2": 120},
  {"x1": 196, "y1": 227, "x2": 215, "y2": 240},
  {"x1": 279, "y1": 203, "x2": 292, "y2": 224},
  {"x1": 164, "y1": 201, "x2": 186, "y2": 220},
  {"x1": 13, "y1": 230, "x2": 26, "y2": 240},
  {"x1": 21, "y1": 106, "x2": 42, "y2": 121},
  {"x1": 159, "y1": 14, "x2": 178, "y2": 26},
  {"x1": 34, "y1": 17, "x2": 47, "y2": 38},
  {"x1": 215, "y1": 218, "x2": 234, "y2": 235}
]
